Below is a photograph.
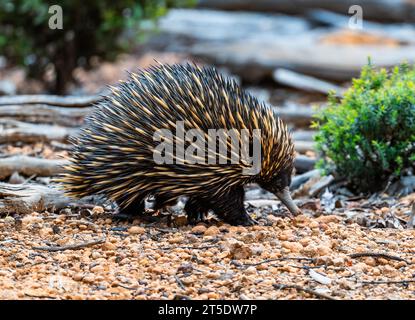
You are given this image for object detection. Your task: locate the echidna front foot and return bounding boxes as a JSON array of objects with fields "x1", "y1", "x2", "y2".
[
  {"x1": 112, "y1": 197, "x2": 145, "y2": 221},
  {"x1": 211, "y1": 186, "x2": 257, "y2": 226},
  {"x1": 184, "y1": 197, "x2": 210, "y2": 224},
  {"x1": 225, "y1": 211, "x2": 258, "y2": 226}
]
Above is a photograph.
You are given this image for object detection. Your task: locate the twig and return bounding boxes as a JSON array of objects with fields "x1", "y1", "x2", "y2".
[
  {"x1": 243, "y1": 257, "x2": 316, "y2": 267},
  {"x1": 175, "y1": 275, "x2": 186, "y2": 291},
  {"x1": 361, "y1": 279, "x2": 415, "y2": 286},
  {"x1": 0, "y1": 94, "x2": 100, "y2": 107},
  {"x1": 273, "y1": 284, "x2": 338, "y2": 300},
  {"x1": 32, "y1": 238, "x2": 105, "y2": 252},
  {"x1": 349, "y1": 252, "x2": 409, "y2": 264},
  {"x1": 161, "y1": 244, "x2": 220, "y2": 251}
]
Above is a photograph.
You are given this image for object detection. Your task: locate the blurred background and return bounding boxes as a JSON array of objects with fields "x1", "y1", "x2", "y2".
[{"x1": 1, "y1": 0, "x2": 414, "y2": 96}]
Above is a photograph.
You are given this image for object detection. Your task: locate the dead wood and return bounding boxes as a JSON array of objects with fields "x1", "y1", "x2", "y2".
[
  {"x1": 159, "y1": 9, "x2": 415, "y2": 82},
  {"x1": 198, "y1": 0, "x2": 415, "y2": 23},
  {"x1": 0, "y1": 104, "x2": 91, "y2": 126},
  {"x1": 291, "y1": 169, "x2": 321, "y2": 190},
  {"x1": 0, "y1": 182, "x2": 71, "y2": 214},
  {"x1": 294, "y1": 155, "x2": 317, "y2": 173},
  {"x1": 0, "y1": 155, "x2": 68, "y2": 180},
  {"x1": 32, "y1": 238, "x2": 106, "y2": 252},
  {"x1": 273, "y1": 68, "x2": 346, "y2": 96},
  {"x1": 0, "y1": 119, "x2": 77, "y2": 143},
  {"x1": 349, "y1": 252, "x2": 409, "y2": 264},
  {"x1": 0, "y1": 95, "x2": 100, "y2": 107},
  {"x1": 294, "y1": 141, "x2": 316, "y2": 153},
  {"x1": 275, "y1": 105, "x2": 317, "y2": 127}
]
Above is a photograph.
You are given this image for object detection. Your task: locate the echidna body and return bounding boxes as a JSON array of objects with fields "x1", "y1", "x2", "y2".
[{"x1": 60, "y1": 63, "x2": 300, "y2": 225}]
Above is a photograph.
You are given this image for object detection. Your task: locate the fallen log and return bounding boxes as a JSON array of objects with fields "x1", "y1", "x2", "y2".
[
  {"x1": 309, "y1": 10, "x2": 415, "y2": 44},
  {"x1": 197, "y1": 0, "x2": 415, "y2": 23},
  {"x1": 273, "y1": 68, "x2": 346, "y2": 96},
  {"x1": 295, "y1": 141, "x2": 316, "y2": 153},
  {"x1": 0, "y1": 155, "x2": 68, "y2": 180},
  {"x1": 292, "y1": 130, "x2": 316, "y2": 142},
  {"x1": 0, "y1": 95, "x2": 100, "y2": 107},
  {"x1": 159, "y1": 9, "x2": 415, "y2": 82},
  {"x1": 0, "y1": 104, "x2": 91, "y2": 126},
  {"x1": 0, "y1": 183, "x2": 71, "y2": 214},
  {"x1": 294, "y1": 155, "x2": 316, "y2": 173},
  {"x1": 291, "y1": 169, "x2": 321, "y2": 191},
  {"x1": 274, "y1": 105, "x2": 317, "y2": 127},
  {"x1": 0, "y1": 119, "x2": 78, "y2": 143}
]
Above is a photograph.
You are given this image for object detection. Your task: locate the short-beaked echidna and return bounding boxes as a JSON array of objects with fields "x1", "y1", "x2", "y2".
[{"x1": 59, "y1": 63, "x2": 300, "y2": 225}]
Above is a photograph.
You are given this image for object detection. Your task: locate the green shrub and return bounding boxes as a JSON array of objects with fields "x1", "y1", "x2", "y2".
[
  {"x1": 313, "y1": 61, "x2": 415, "y2": 192},
  {"x1": 0, "y1": 1, "x2": 195, "y2": 93}
]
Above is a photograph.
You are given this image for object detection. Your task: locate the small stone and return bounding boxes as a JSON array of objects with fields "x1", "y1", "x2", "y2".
[
  {"x1": 204, "y1": 226, "x2": 220, "y2": 237},
  {"x1": 309, "y1": 221, "x2": 319, "y2": 228},
  {"x1": 90, "y1": 265, "x2": 104, "y2": 273},
  {"x1": 8, "y1": 172, "x2": 25, "y2": 184},
  {"x1": 245, "y1": 266, "x2": 256, "y2": 274},
  {"x1": 168, "y1": 236, "x2": 184, "y2": 244},
  {"x1": 82, "y1": 274, "x2": 96, "y2": 283},
  {"x1": 316, "y1": 245, "x2": 332, "y2": 256},
  {"x1": 91, "y1": 251, "x2": 101, "y2": 259},
  {"x1": 177, "y1": 263, "x2": 193, "y2": 274},
  {"x1": 337, "y1": 278, "x2": 354, "y2": 290},
  {"x1": 281, "y1": 241, "x2": 303, "y2": 253},
  {"x1": 128, "y1": 226, "x2": 145, "y2": 235},
  {"x1": 227, "y1": 240, "x2": 252, "y2": 260},
  {"x1": 4, "y1": 216, "x2": 15, "y2": 224},
  {"x1": 364, "y1": 257, "x2": 377, "y2": 267},
  {"x1": 381, "y1": 265, "x2": 399, "y2": 277},
  {"x1": 102, "y1": 242, "x2": 116, "y2": 251},
  {"x1": 372, "y1": 268, "x2": 381, "y2": 276},
  {"x1": 92, "y1": 206, "x2": 105, "y2": 215},
  {"x1": 191, "y1": 225, "x2": 207, "y2": 235},
  {"x1": 316, "y1": 215, "x2": 341, "y2": 224},
  {"x1": 332, "y1": 257, "x2": 345, "y2": 267},
  {"x1": 73, "y1": 273, "x2": 84, "y2": 281},
  {"x1": 207, "y1": 292, "x2": 219, "y2": 299}
]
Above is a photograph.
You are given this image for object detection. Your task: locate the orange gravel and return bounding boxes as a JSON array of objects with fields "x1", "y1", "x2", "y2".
[{"x1": 1, "y1": 203, "x2": 414, "y2": 300}]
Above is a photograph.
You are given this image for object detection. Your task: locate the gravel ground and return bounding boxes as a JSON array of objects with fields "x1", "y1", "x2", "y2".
[{"x1": 1, "y1": 201, "x2": 414, "y2": 300}]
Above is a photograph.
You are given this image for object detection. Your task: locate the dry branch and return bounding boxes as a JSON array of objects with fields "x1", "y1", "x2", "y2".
[
  {"x1": 349, "y1": 252, "x2": 409, "y2": 264},
  {"x1": 0, "y1": 182, "x2": 71, "y2": 214},
  {"x1": 291, "y1": 169, "x2": 321, "y2": 190},
  {"x1": 0, "y1": 95, "x2": 100, "y2": 107},
  {"x1": 275, "y1": 105, "x2": 316, "y2": 127},
  {"x1": 294, "y1": 155, "x2": 317, "y2": 173},
  {"x1": 273, "y1": 68, "x2": 346, "y2": 96},
  {"x1": 159, "y1": 9, "x2": 415, "y2": 81},
  {"x1": 198, "y1": 0, "x2": 415, "y2": 23},
  {"x1": 361, "y1": 279, "x2": 415, "y2": 286},
  {"x1": 0, "y1": 119, "x2": 77, "y2": 143},
  {"x1": 294, "y1": 141, "x2": 316, "y2": 153},
  {"x1": 0, "y1": 104, "x2": 91, "y2": 126},
  {"x1": 292, "y1": 130, "x2": 316, "y2": 142},
  {"x1": 0, "y1": 155, "x2": 68, "y2": 180},
  {"x1": 32, "y1": 238, "x2": 106, "y2": 252}
]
